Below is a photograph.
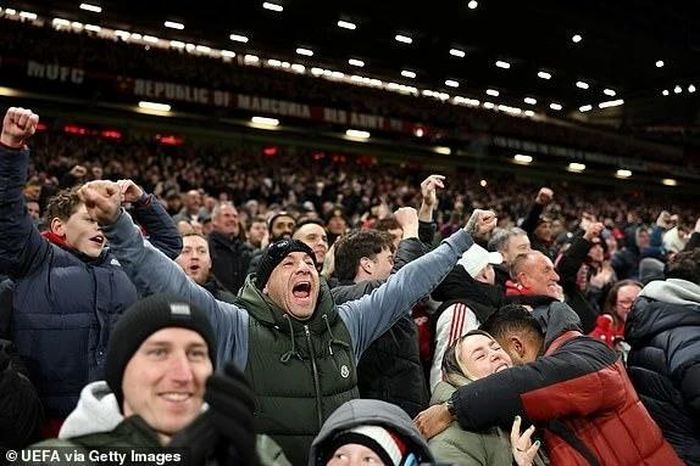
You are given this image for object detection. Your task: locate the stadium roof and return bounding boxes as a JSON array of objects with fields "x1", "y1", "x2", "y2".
[{"x1": 7, "y1": 0, "x2": 700, "y2": 143}]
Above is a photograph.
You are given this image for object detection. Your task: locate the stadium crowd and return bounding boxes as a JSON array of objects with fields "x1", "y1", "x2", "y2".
[{"x1": 1, "y1": 104, "x2": 699, "y2": 466}]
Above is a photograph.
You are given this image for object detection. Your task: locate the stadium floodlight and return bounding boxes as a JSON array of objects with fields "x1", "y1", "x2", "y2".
[
  {"x1": 467, "y1": 1, "x2": 478, "y2": 10},
  {"x1": 662, "y1": 178, "x2": 677, "y2": 186},
  {"x1": 401, "y1": 70, "x2": 416, "y2": 79},
  {"x1": 164, "y1": 21, "x2": 184, "y2": 30},
  {"x1": 603, "y1": 88, "x2": 616, "y2": 96},
  {"x1": 537, "y1": 71, "x2": 552, "y2": 80},
  {"x1": 571, "y1": 34, "x2": 582, "y2": 43},
  {"x1": 445, "y1": 79, "x2": 459, "y2": 88},
  {"x1": 244, "y1": 54, "x2": 260, "y2": 63},
  {"x1": 486, "y1": 89, "x2": 499, "y2": 96},
  {"x1": 19, "y1": 11, "x2": 37, "y2": 20},
  {"x1": 568, "y1": 162, "x2": 586, "y2": 172},
  {"x1": 395, "y1": 34, "x2": 413, "y2": 44},
  {"x1": 576, "y1": 81, "x2": 589, "y2": 89},
  {"x1": 549, "y1": 102, "x2": 562, "y2": 111},
  {"x1": 296, "y1": 47, "x2": 313, "y2": 57},
  {"x1": 524, "y1": 97, "x2": 537, "y2": 105},
  {"x1": 337, "y1": 20, "x2": 356, "y2": 30},
  {"x1": 79, "y1": 3, "x2": 102, "y2": 13},
  {"x1": 524, "y1": 110, "x2": 535, "y2": 117},
  {"x1": 514, "y1": 154, "x2": 533, "y2": 164},
  {"x1": 345, "y1": 129, "x2": 370, "y2": 139},
  {"x1": 138, "y1": 101, "x2": 171, "y2": 112},
  {"x1": 616, "y1": 169, "x2": 632, "y2": 178},
  {"x1": 495, "y1": 60, "x2": 510, "y2": 69},
  {"x1": 689, "y1": 84, "x2": 697, "y2": 93},
  {"x1": 84, "y1": 24, "x2": 101, "y2": 33},
  {"x1": 655, "y1": 60, "x2": 664, "y2": 68},
  {"x1": 229, "y1": 33, "x2": 249, "y2": 43},
  {"x1": 434, "y1": 146, "x2": 451, "y2": 155},
  {"x1": 262, "y1": 2, "x2": 283, "y2": 12},
  {"x1": 661, "y1": 89, "x2": 669, "y2": 96},
  {"x1": 449, "y1": 48, "x2": 465, "y2": 58},
  {"x1": 598, "y1": 99, "x2": 624, "y2": 108},
  {"x1": 483, "y1": 102, "x2": 495, "y2": 109},
  {"x1": 251, "y1": 116, "x2": 279, "y2": 127},
  {"x1": 579, "y1": 104, "x2": 593, "y2": 112},
  {"x1": 348, "y1": 58, "x2": 365, "y2": 67},
  {"x1": 673, "y1": 85, "x2": 682, "y2": 94}
]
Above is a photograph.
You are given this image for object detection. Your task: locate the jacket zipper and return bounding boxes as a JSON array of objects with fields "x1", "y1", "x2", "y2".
[{"x1": 304, "y1": 324, "x2": 324, "y2": 429}]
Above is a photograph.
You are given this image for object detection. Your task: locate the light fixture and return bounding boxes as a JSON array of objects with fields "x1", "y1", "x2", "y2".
[
  {"x1": 662, "y1": 178, "x2": 677, "y2": 186},
  {"x1": 229, "y1": 33, "x2": 249, "y2": 43},
  {"x1": 524, "y1": 97, "x2": 537, "y2": 105},
  {"x1": 579, "y1": 104, "x2": 592, "y2": 112},
  {"x1": 514, "y1": 154, "x2": 533, "y2": 164},
  {"x1": 662, "y1": 89, "x2": 669, "y2": 96},
  {"x1": 603, "y1": 88, "x2": 616, "y2": 96},
  {"x1": 486, "y1": 89, "x2": 499, "y2": 96},
  {"x1": 143, "y1": 35, "x2": 160, "y2": 44},
  {"x1": 483, "y1": 102, "x2": 495, "y2": 109},
  {"x1": 571, "y1": 34, "x2": 582, "y2": 43},
  {"x1": 19, "y1": 11, "x2": 37, "y2": 20},
  {"x1": 434, "y1": 146, "x2": 451, "y2": 155},
  {"x1": 244, "y1": 54, "x2": 259, "y2": 63},
  {"x1": 689, "y1": 84, "x2": 697, "y2": 93},
  {"x1": 576, "y1": 81, "x2": 589, "y2": 89},
  {"x1": 467, "y1": 0, "x2": 478, "y2": 9},
  {"x1": 164, "y1": 20, "x2": 184, "y2": 30},
  {"x1": 79, "y1": 3, "x2": 102, "y2": 13},
  {"x1": 537, "y1": 71, "x2": 552, "y2": 80},
  {"x1": 495, "y1": 60, "x2": 510, "y2": 69},
  {"x1": 84, "y1": 24, "x2": 101, "y2": 32},
  {"x1": 346, "y1": 129, "x2": 370, "y2": 139},
  {"x1": 449, "y1": 48, "x2": 466, "y2": 58},
  {"x1": 445, "y1": 80, "x2": 459, "y2": 88},
  {"x1": 296, "y1": 47, "x2": 313, "y2": 56},
  {"x1": 138, "y1": 101, "x2": 171, "y2": 112},
  {"x1": 479, "y1": 179, "x2": 488, "y2": 187},
  {"x1": 220, "y1": 50, "x2": 236, "y2": 58},
  {"x1": 598, "y1": 99, "x2": 624, "y2": 108},
  {"x1": 337, "y1": 20, "x2": 356, "y2": 30},
  {"x1": 674, "y1": 85, "x2": 682, "y2": 94},
  {"x1": 262, "y1": 2, "x2": 283, "y2": 12},
  {"x1": 251, "y1": 116, "x2": 279, "y2": 127},
  {"x1": 655, "y1": 60, "x2": 664, "y2": 68},
  {"x1": 348, "y1": 58, "x2": 365, "y2": 67},
  {"x1": 549, "y1": 103, "x2": 562, "y2": 111},
  {"x1": 524, "y1": 110, "x2": 535, "y2": 117},
  {"x1": 616, "y1": 169, "x2": 632, "y2": 178},
  {"x1": 52, "y1": 18, "x2": 71, "y2": 27},
  {"x1": 568, "y1": 162, "x2": 586, "y2": 172},
  {"x1": 401, "y1": 70, "x2": 416, "y2": 79},
  {"x1": 395, "y1": 34, "x2": 412, "y2": 44}
]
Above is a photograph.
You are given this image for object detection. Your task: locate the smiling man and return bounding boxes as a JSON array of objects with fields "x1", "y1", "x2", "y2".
[
  {"x1": 0, "y1": 107, "x2": 182, "y2": 434},
  {"x1": 79, "y1": 177, "x2": 476, "y2": 465}
]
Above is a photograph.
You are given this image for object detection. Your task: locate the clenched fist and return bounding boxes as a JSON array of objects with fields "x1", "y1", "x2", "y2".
[{"x1": 1, "y1": 107, "x2": 39, "y2": 148}]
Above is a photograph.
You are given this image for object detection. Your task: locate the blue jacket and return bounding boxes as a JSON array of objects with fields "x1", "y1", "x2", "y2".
[{"x1": 0, "y1": 147, "x2": 181, "y2": 418}]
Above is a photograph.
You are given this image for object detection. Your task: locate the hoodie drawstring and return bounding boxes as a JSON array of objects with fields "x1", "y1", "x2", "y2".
[
  {"x1": 322, "y1": 314, "x2": 350, "y2": 356},
  {"x1": 280, "y1": 314, "x2": 302, "y2": 363}
]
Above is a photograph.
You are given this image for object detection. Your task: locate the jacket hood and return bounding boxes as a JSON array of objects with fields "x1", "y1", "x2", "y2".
[
  {"x1": 626, "y1": 279, "x2": 700, "y2": 344},
  {"x1": 432, "y1": 266, "x2": 503, "y2": 308},
  {"x1": 430, "y1": 376, "x2": 472, "y2": 404},
  {"x1": 238, "y1": 274, "x2": 339, "y2": 335},
  {"x1": 531, "y1": 301, "x2": 583, "y2": 351},
  {"x1": 308, "y1": 399, "x2": 434, "y2": 466},
  {"x1": 58, "y1": 381, "x2": 123, "y2": 439}
]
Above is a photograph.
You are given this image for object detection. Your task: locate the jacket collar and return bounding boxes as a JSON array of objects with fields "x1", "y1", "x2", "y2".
[{"x1": 41, "y1": 231, "x2": 108, "y2": 264}]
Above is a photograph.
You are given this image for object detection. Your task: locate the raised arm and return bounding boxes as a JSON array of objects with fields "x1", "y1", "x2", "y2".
[
  {"x1": 340, "y1": 212, "x2": 481, "y2": 360},
  {"x1": 0, "y1": 107, "x2": 49, "y2": 280},
  {"x1": 79, "y1": 182, "x2": 248, "y2": 369},
  {"x1": 118, "y1": 179, "x2": 183, "y2": 260},
  {"x1": 521, "y1": 188, "x2": 553, "y2": 236},
  {"x1": 418, "y1": 174, "x2": 444, "y2": 245}
]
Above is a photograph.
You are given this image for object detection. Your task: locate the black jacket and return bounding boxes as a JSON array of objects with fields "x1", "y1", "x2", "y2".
[
  {"x1": 556, "y1": 235, "x2": 599, "y2": 333},
  {"x1": 626, "y1": 278, "x2": 700, "y2": 465},
  {"x1": 330, "y1": 238, "x2": 429, "y2": 418},
  {"x1": 208, "y1": 231, "x2": 252, "y2": 295}
]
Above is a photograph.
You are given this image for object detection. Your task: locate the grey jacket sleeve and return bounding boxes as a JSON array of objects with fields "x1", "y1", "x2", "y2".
[
  {"x1": 339, "y1": 229, "x2": 473, "y2": 360},
  {"x1": 101, "y1": 210, "x2": 249, "y2": 370}
]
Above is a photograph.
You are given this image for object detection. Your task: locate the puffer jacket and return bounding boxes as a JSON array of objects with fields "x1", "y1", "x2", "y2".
[
  {"x1": 626, "y1": 278, "x2": 700, "y2": 465},
  {"x1": 450, "y1": 302, "x2": 682, "y2": 466},
  {"x1": 0, "y1": 146, "x2": 181, "y2": 419}
]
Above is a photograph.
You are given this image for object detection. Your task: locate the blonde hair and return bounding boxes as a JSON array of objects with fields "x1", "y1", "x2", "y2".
[{"x1": 441, "y1": 329, "x2": 496, "y2": 386}]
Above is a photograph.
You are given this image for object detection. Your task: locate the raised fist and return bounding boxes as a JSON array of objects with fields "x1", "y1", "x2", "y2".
[
  {"x1": 1, "y1": 107, "x2": 39, "y2": 148},
  {"x1": 535, "y1": 187, "x2": 554, "y2": 206},
  {"x1": 420, "y1": 174, "x2": 445, "y2": 209},
  {"x1": 116, "y1": 179, "x2": 145, "y2": 204}
]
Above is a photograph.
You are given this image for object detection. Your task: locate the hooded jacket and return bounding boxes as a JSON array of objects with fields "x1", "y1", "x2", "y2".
[
  {"x1": 626, "y1": 278, "x2": 700, "y2": 465},
  {"x1": 207, "y1": 230, "x2": 252, "y2": 295},
  {"x1": 30, "y1": 381, "x2": 289, "y2": 466},
  {"x1": 101, "y1": 210, "x2": 473, "y2": 465},
  {"x1": 330, "y1": 237, "x2": 429, "y2": 418},
  {"x1": 450, "y1": 302, "x2": 682, "y2": 466},
  {"x1": 308, "y1": 399, "x2": 434, "y2": 466},
  {"x1": 0, "y1": 148, "x2": 181, "y2": 420}
]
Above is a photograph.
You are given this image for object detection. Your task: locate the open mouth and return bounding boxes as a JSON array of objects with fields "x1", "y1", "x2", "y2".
[
  {"x1": 90, "y1": 234, "x2": 105, "y2": 246},
  {"x1": 292, "y1": 281, "x2": 312, "y2": 299},
  {"x1": 189, "y1": 264, "x2": 200, "y2": 273},
  {"x1": 495, "y1": 363, "x2": 509, "y2": 373}
]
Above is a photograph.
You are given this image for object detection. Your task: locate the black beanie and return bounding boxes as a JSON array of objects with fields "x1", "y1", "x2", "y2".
[
  {"x1": 255, "y1": 239, "x2": 317, "y2": 289},
  {"x1": 105, "y1": 294, "x2": 217, "y2": 410}
]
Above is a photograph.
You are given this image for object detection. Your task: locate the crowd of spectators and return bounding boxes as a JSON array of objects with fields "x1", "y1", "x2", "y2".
[{"x1": 1, "y1": 98, "x2": 699, "y2": 466}]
